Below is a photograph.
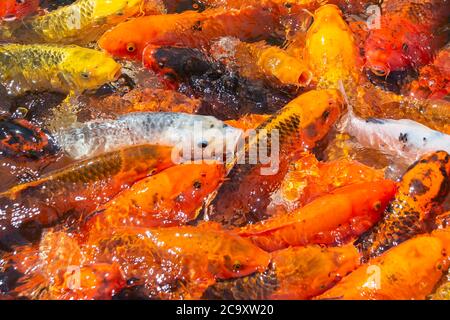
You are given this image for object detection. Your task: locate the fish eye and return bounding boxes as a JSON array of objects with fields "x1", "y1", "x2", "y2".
[
  {"x1": 16, "y1": 0, "x2": 26, "y2": 4},
  {"x1": 193, "y1": 180, "x2": 202, "y2": 189},
  {"x1": 80, "y1": 72, "x2": 90, "y2": 79},
  {"x1": 232, "y1": 261, "x2": 242, "y2": 271},
  {"x1": 198, "y1": 140, "x2": 208, "y2": 149},
  {"x1": 126, "y1": 43, "x2": 136, "y2": 53}
]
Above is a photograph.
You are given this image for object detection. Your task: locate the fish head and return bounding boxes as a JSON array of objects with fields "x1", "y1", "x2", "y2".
[
  {"x1": 310, "y1": 3, "x2": 351, "y2": 36},
  {"x1": 214, "y1": 235, "x2": 271, "y2": 279},
  {"x1": 98, "y1": 16, "x2": 153, "y2": 60},
  {"x1": 364, "y1": 41, "x2": 394, "y2": 77},
  {"x1": 194, "y1": 116, "x2": 243, "y2": 163},
  {"x1": 142, "y1": 46, "x2": 211, "y2": 89},
  {"x1": 364, "y1": 19, "x2": 415, "y2": 76},
  {"x1": 65, "y1": 49, "x2": 122, "y2": 92},
  {"x1": 298, "y1": 89, "x2": 345, "y2": 145},
  {"x1": 304, "y1": 4, "x2": 360, "y2": 84},
  {"x1": 170, "y1": 115, "x2": 243, "y2": 163},
  {"x1": 174, "y1": 162, "x2": 225, "y2": 205}
]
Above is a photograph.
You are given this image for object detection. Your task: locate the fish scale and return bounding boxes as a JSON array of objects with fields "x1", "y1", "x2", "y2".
[
  {"x1": 202, "y1": 269, "x2": 279, "y2": 300},
  {"x1": 57, "y1": 153, "x2": 122, "y2": 185},
  {"x1": 0, "y1": 44, "x2": 121, "y2": 95}
]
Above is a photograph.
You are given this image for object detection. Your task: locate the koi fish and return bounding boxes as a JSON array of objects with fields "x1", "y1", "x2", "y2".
[
  {"x1": 98, "y1": 6, "x2": 283, "y2": 60},
  {"x1": 2, "y1": 0, "x2": 154, "y2": 44},
  {"x1": 303, "y1": 4, "x2": 361, "y2": 91},
  {"x1": 356, "y1": 151, "x2": 450, "y2": 260},
  {"x1": 53, "y1": 112, "x2": 243, "y2": 160},
  {"x1": 205, "y1": 89, "x2": 345, "y2": 227},
  {"x1": 83, "y1": 163, "x2": 225, "y2": 234},
  {"x1": 0, "y1": 117, "x2": 59, "y2": 160},
  {"x1": 238, "y1": 180, "x2": 396, "y2": 251},
  {"x1": 342, "y1": 104, "x2": 450, "y2": 164},
  {"x1": 365, "y1": 0, "x2": 450, "y2": 76},
  {"x1": 203, "y1": 244, "x2": 360, "y2": 300},
  {"x1": 0, "y1": 44, "x2": 121, "y2": 95},
  {"x1": 0, "y1": 144, "x2": 175, "y2": 249},
  {"x1": 0, "y1": 0, "x2": 39, "y2": 21},
  {"x1": 211, "y1": 37, "x2": 312, "y2": 87},
  {"x1": 143, "y1": 46, "x2": 294, "y2": 119},
  {"x1": 86, "y1": 223, "x2": 271, "y2": 299},
  {"x1": 317, "y1": 229, "x2": 450, "y2": 300}
]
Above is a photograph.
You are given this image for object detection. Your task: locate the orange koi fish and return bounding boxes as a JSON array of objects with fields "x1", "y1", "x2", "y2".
[
  {"x1": 203, "y1": 244, "x2": 360, "y2": 300},
  {"x1": 167, "y1": 0, "x2": 378, "y2": 15},
  {"x1": 211, "y1": 37, "x2": 312, "y2": 87},
  {"x1": 355, "y1": 84, "x2": 450, "y2": 135},
  {"x1": 87, "y1": 223, "x2": 271, "y2": 299},
  {"x1": 365, "y1": 0, "x2": 450, "y2": 76},
  {"x1": 238, "y1": 180, "x2": 397, "y2": 252},
  {"x1": 83, "y1": 163, "x2": 225, "y2": 234},
  {"x1": 317, "y1": 229, "x2": 450, "y2": 300},
  {"x1": 98, "y1": 6, "x2": 283, "y2": 60}
]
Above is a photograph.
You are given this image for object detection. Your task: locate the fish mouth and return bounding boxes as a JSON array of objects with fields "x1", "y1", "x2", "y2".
[
  {"x1": 364, "y1": 59, "x2": 391, "y2": 78},
  {"x1": 369, "y1": 65, "x2": 390, "y2": 77},
  {"x1": 298, "y1": 70, "x2": 313, "y2": 87}
]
